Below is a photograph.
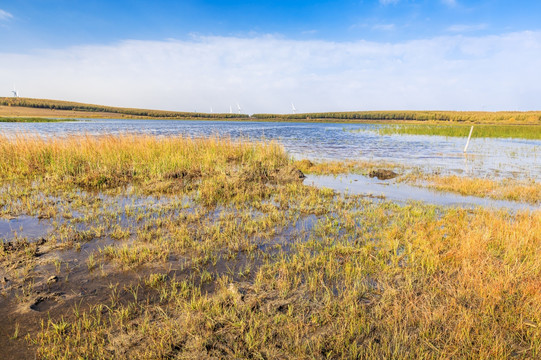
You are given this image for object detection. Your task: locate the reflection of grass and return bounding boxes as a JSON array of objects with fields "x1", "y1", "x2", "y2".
[
  {"x1": 0, "y1": 117, "x2": 70, "y2": 122},
  {"x1": 370, "y1": 124, "x2": 541, "y2": 139},
  {"x1": 1, "y1": 135, "x2": 540, "y2": 359}
]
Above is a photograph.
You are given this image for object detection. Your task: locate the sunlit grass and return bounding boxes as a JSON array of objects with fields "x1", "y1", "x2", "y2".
[
  {"x1": 1, "y1": 134, "x2": 539, "y2": 359},
  {"x1": 411, "y1": 174, "x2": 541, "y2": 204},
  {"x1": 0, "y1": 134, "x2": 291, "y2": 190},
  {"x1": 369, "y1": 124, "x2": 541, "y2": 139}
]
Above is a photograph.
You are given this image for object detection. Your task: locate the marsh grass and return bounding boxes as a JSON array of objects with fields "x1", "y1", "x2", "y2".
[
  {"x1": 31, "y1": 199, "x2": 541, "y2": 359},
  {"x1": 371, "y1": 124, "x2": 541, "y2": 140},
  {"x1": 0, "y1": 134, "x2": 294, "y2": 192},
  {"x1": 412, "y1": 174, "x2": 541, "y2": 204},
  {"x1": 1, "y1": 134, "x2": 540, "y2": 359}
]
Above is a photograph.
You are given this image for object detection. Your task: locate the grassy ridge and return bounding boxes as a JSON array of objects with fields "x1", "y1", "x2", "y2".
[
  {"x1": 373, "y1": 124, "x2": 541, "y2": 139},
  {"x1": 253, "y1": 110, "x2": 541, "y2": 124},
  {"x1": 0, "y1": 97, "x2": 248, "y2": 119}
]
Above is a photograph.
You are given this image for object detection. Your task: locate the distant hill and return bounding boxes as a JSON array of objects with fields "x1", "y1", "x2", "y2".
[
  {"x1": 0, "y1": 97, "x2": 248, "y2": 119},
  {"x1": 251, "y1": 110, "x2": 541, "y2": 124},
  {"x1": 1, "y1": 97, "x2": 540, "y2": 124}
]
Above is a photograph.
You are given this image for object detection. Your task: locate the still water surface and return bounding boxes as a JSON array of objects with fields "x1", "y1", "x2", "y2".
[{"x1": 1, "y1": 119, "x2": 540, "y2": 179}]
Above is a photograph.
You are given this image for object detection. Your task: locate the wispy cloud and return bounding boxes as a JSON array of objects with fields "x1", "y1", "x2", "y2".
[
  {"x1": 0, "y1": 9, "x2": 13, "y2": 21},
  {"x1": 1, "y1": 31, "x2": 540, "y2": 112},
  {"x1": 379, "y1": 0, "x2": 400, "y2": 5},
  {"x1": 447, "y1": 24, "x2": 488, "y2": 33}
]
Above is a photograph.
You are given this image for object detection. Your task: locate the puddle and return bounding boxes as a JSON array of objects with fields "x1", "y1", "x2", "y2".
[
  {"x1": 0, "y1": 216, "x2": 51, "y2": 240},
  {"x1": 304, "y1": 174, "x2": 540, "y2": 211}
]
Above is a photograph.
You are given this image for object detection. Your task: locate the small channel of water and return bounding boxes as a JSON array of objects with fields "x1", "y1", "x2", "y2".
[{"x1": 305, "y1": 174, "x2": 540, "y2": 211}]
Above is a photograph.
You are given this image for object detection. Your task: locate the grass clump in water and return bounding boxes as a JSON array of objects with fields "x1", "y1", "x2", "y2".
[{"x1": 373, "y1": 124, "x2": 541, "y2": 139}]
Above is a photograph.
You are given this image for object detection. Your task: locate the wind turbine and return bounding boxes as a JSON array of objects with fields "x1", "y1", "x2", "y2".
[
  {"x1": 11, "y1": 85, "x2": 18, "y2": 97},
  {"x1": 291, "y1": 103, "x2": 297, "y2": 114},
  {"x1": 229, "y1": 105, "x2": 233, "y2": 114},
  {"x1": 237, "y1": 103, "x2": 242, "y2": 114},
  {"x1": 210, "y1": 107, "x2": 213, "y2": 114}
]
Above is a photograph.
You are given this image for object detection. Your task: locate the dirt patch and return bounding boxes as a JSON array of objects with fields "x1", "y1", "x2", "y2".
[
  {"x1": 368, "y1": 169, "x2": 398, "y2": 180},
  {"x1": 234, "y1": 163, "x2": 305, "y2": 184},
  {"x1": 275, "y1": 166, "x2": 306, "y2": 182}
]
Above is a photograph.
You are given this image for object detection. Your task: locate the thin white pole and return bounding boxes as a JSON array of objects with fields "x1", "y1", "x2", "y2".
[{"x1": 463, "y1": 126, "x2": 474, "y2": 153}]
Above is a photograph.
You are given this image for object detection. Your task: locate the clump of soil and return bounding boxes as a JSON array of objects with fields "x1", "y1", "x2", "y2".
[
  {"x1": 369, "y1": 169, "x2": 398, "y2": 180},
  {"x1": 164, "y1": 169, "x2": 202, "y2": 181},
  {"x1": 275, "y1": 166, "x2": 306, "y2": 182},
  {"x1": 236, "y1": 162, "x2": 305, "y2": 184}
]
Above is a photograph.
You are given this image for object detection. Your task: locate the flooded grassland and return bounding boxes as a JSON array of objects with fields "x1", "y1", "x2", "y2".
[{"x1": 0, "y1": 134, "x2": 540, "y2": 359}]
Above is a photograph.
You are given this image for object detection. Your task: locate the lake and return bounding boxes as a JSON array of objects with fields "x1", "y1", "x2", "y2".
[{"x1": 1, "y1": 118, "x2": 540, "y2": 179}]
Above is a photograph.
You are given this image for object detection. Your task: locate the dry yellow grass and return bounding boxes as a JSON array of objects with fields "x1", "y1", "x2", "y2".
[
  {"x1": 417, "y1": 175, "x2": 541, "y2": 204},
  {"x1": 1, "y1": 135, "x2": 539, "y2": 359}
]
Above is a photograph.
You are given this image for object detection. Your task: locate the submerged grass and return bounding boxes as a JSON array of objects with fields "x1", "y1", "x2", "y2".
[
  {"x1": 368, "y1": 124, "x2": 541, "y2": 140},
  {"x1": 1, "y1": 134, "x2": 540, "y2": 359}
]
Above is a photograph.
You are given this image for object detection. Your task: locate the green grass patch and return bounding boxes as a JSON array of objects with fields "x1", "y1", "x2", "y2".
[{"x1": 367, "y1": 124, "x2": 541, "y2": 139}]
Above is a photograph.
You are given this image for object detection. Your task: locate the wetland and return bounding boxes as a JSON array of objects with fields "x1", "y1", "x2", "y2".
[{"x1": 0, "y1": 120, "x2": 540, "y2": 359}]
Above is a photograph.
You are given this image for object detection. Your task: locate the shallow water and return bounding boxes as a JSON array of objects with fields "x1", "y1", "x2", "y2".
[
  {"x1": 1, "y1": 119, "x2": 540, "y2": 179},
  {"x1": 305, "y1": 174, "x2": 540, "y2": 211},
  {"x1": 0, "y1": 216, "x2": 51, "y2": 240}
]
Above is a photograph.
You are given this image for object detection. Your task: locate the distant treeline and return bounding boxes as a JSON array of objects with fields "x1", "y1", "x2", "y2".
[
  {"x1": 252, "y1": 111, "x2": 541, "y2": 123},
  {"x1": 0, "y1": 97, "x2": 248, "y2": 119},
  {"x1": 2, "y1": 97, "x2": 541, "y2": 123}
]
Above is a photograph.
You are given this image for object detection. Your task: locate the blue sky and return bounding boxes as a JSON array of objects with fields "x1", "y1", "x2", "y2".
[{"x1": 1, "y1": 1, "x2": 540, "y2": 112}]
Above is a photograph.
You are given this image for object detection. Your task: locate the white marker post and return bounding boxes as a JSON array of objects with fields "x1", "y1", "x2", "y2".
[{"x1": 463, "y1": 126, "x2": 474, "y2": 153}]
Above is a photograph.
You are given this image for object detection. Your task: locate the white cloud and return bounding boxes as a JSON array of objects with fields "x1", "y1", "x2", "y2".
[
  {"x1": 1, "y1": 31, "x2": 540, "y2": 113},
  {"x1": 379, "y1": 0, "x2": 400, "y2": 5},
  {"x1": 442, "y1": 0, "x2": 457, "y2": 7},
  {"x1": 0, "y1": 9, "x2": 13, "y2": 21},
  {"x1": 447, "y1": 24, "x2": 488, "y2": 33}
]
